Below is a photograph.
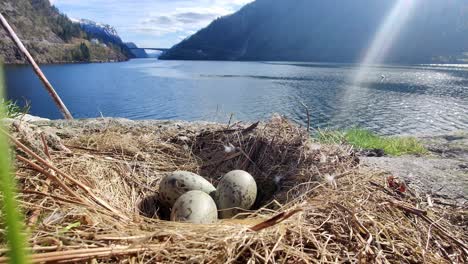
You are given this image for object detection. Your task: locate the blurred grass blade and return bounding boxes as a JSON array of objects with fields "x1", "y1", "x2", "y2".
[{"x1": 0, "y1": 64, "x2": 30, "y2": 263}]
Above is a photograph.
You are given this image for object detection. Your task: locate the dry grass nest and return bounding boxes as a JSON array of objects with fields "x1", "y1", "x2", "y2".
[{"x1": 1, "y1": 116, "x2": 467, "y2": 263}]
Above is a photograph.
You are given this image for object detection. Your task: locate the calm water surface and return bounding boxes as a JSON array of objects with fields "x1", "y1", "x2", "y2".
[{"x1": 5, "y1": 59, "x2": 468, "y2": 135}]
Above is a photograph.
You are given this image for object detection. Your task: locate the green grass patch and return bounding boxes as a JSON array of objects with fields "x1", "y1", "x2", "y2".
[
  {"x1": 317, "y1": 128, "x2": 427, "y2": 156},
  {"x1": 1, "y1": 99, "x2": 30, "y2": 119}
]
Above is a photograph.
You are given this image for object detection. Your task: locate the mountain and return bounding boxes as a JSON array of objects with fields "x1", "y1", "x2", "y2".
[
  {"x1": 75, "y1": 18, "x2": 135, "y2": 59},
  {"x1": 0, "y1": 0, "x2": 132, "y2": 64},
  {"x1": 125, "y1": 42, "x2": 148, "y2": 58},
  {"x1": 76, "y1": 19, "x2": 121, "y2": 44},
  {"x1": 160, "y1": 0, "x2": 468, "y2": 64}
]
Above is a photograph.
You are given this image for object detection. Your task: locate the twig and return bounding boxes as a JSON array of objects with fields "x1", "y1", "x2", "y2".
[
  {"x1": 241, "y1": 121, "x2": 259, "y2": 135},
  {"x1": 27, "y1": 133, "x2": 54, "y2": 226},
  {"x1": 334, "y1": 203, "x2": 372, "y2": 238},
  {"x1": 0, "y1": 245, "x2": 161, "y2": 264},
  {"x1": 389, "y1": 200, "x2": 467, "y2": 253},
  {"x1": 21, "y1": 189, "x2": 88, "y2": 206},
  {"x1": 388, "y1": 200, "x2": 427, "y2": 216},
  {"x1": 40, "y1": 133, "x2": 50, "y2": 159},
  {"x1": 16, "y1": 155, "x2": 84, "y2": 203},
  {"x1": 227, "y1": 113, "x2": 234, "y2": 129},
  {"x1": 0, "y1": 13, "x2": 73, "y2": 120},
  {"x1": 3, "y1": 130, "x2": 127, "y2": 220},
  {"x1": 369, "y1": 181, "x2": 403, "y2": 201},
  {"x1": 250, "y1": 209, "x2": 303, "y2": 232},
  {"x1": 300, "y1": 101, "x2": 311, "y2": 132},
  {"x1": 0, "y1": 245, "x2": 98, "y2": 254},
  {"x1": 94, "y1": 234, "x2": 149, "y2": 242}
]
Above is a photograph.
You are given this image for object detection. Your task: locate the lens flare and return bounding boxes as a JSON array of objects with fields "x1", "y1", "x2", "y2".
[
  {"x1": 353, "y1": 0, "x2": 421, "y2": 86},
  {"x1": 332, "y1": 0, "x2": 422, "y2": 127}
]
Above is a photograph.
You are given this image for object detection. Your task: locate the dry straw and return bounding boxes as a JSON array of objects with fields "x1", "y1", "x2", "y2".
[{"x1": 0, "y1": 116, "x2": 466, "y2": 263}]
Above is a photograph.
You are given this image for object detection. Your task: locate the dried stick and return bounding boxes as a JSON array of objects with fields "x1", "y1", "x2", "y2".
[
  {"x1": 21, "y1": 189, "x2": 88, "y2": 206},
  {"x1": 242, "y1": 121, "x2": 259, "y2": 135},
  {"x1": 300, "y1": 101, "x2": 311, "y2": 132},
  {"x1": 95, "y1": 234, "x2": 149, "y2": 242},
  {"x1": 389, "y1": 200, "x2": 468, "y2": 253},
  {"x1": 0, "y1": 245, "x2": 160, "y2": 264},
  {"x1": 0, "y1": 245, "x2": 98, "y2": 254},
  {"x1": 0, "y1": 13, "x2": 73, "y2": 120},
  {"x1": 27, "y1": 134, "x2": 54, "y2": 226},
  {"x1": 16, "y1": 155, "x2": 84, "y2": 203},
  {"x1": 388, "y1": 200, "x2": 427, "y2": 216},
  {"x1": 250, "y1": 209, "x2": 303, "y2": 232},
  {"x1": 227, "y1": 113, "x2": 234, "y2": 129},
  {"x1": 40, "y1": 133, "x2": 50, "y2": 159}
]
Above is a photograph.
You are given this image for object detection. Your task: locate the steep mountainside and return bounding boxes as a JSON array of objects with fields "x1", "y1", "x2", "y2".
[
  {"x1": 161, "y1": 0, "x2": 468, "y2": 63},
  {"x1": 0, "y1": 0, "x2": 132, "y2": 64}
]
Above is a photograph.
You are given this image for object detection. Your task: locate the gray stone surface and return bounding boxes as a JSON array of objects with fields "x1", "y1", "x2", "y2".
[{"x1": 362, "y1": 132, "x2": 468, "y2": 205}]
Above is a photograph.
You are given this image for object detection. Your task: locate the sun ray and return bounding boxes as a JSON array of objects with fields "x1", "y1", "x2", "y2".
[{"x1": 353, "y1": 0, "x2": 422, "y2": 86}]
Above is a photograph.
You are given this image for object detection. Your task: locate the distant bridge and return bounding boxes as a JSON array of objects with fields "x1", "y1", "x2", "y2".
[{"x1": 128, "y1": 47, "x2": 169, "y2": 52}]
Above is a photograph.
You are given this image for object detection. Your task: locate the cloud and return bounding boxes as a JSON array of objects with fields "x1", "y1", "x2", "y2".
[
  {"x1": 135, "y1": 6, "x2": 231, "y2": 37},
  {"x1": 52, "y1": 0, "x2": 254, "y2": 47},
  {"x1": 175, "y1": 12, "x2": 219, "y2": 24}
]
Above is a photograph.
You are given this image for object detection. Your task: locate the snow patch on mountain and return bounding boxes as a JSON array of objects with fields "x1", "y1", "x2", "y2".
[{"x1": 75, "y1": 18, "x2": 122, "y2": 43}]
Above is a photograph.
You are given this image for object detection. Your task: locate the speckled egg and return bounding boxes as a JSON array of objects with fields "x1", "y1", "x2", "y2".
[
  {"x1": 170, "y1": 190, "x2": 218, "y2": 224},
  {"x1": 216, "y1": 170, "x2": 257, "y2": 219},
  {"x1": 159, "y1": 171, "x2": 216, "y2": 208}
]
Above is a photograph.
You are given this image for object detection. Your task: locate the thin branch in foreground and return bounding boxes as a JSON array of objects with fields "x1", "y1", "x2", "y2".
[
  {"x1": 0, "y1": 245, "x2": 161, "y2": 264},
  {"x1": 0, "y1": 13, "x2": 73, "y2": 120},
  {"x1": 300, "y1": 101, "x2": 311, "y2": 132}
]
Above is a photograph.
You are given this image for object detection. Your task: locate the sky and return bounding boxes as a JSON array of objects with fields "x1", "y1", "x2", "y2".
[{"x1": 49, "y1": 0, "x2": 253, "y2": 48}]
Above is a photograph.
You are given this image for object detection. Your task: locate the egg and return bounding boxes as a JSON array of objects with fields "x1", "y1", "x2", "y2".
[
  {"x1": 170, "y1": 190, "x2": 218, "y2": 224},
  {"x1": 159, "y1": 171, "x2": 216, "y2": 208},
  {"x1": 216, "y1": 170, "x2": 257, "y2": 219}
]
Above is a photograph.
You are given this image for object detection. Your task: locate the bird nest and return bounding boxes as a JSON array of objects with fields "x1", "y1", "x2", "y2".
[{"x1": 1, "y1": 116, "x2": 466, "y2": 263}]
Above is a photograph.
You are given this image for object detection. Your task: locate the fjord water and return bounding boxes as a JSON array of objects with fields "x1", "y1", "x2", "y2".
[{"x1": 5, "y1": 59, "x2": 468, "y2": 135}]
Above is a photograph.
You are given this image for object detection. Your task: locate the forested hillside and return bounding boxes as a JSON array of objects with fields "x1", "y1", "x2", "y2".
[
  {"x1": 0, "y1": 0, "x2": 132, "y2": 64},
  {"x1": 161, "y1": 0, "x2": 468, "y2": 64},
  {"x1": 76, "y1": 19, "x2": 135, "y2": 59}
]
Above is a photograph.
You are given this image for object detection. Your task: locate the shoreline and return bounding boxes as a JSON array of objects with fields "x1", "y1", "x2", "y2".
[
  {"x1": 2, "y1": 58, "x2": 130, "y2": 66},
  {"x1": 6, "y1": 115, "x2": 467, "y2": 206},
  {"x1": 11, "y1": 114, "x2": 467, "y2": 138},
  {"x1": 4, "y1": 58, "x2": 468, "y2": 66},
  {"x1": 11, "y1": 114, "x2": 468, "y2": 139}
]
